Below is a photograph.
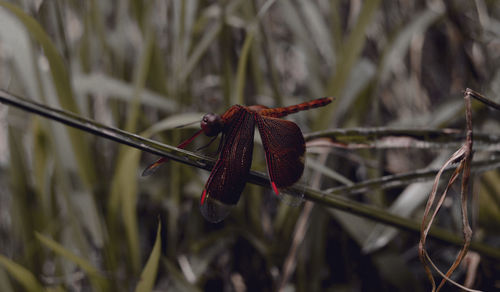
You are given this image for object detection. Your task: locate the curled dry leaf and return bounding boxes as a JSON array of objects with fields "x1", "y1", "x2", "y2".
[
  {"x1": 419, "y1": 88, "x2": 500, "y2": 292},
  {"x1": 419, "y1": 89, "x2": 474, "y2": 292}
]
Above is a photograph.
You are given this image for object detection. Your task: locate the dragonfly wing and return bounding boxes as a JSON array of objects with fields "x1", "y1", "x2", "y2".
[
  {"x1": 255, "y1": 115, "x2": 305, "y2": 193},
  {"x1": 200, "y1": 106, "x2": 255, "y2": 223}
]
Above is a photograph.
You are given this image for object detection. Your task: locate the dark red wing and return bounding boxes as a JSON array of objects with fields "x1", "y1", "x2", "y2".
[
  {"x1": 254, "y1": 114, "x2": 305, "y2": 194},
  {"x1": 200, "y1": 106, "x2": 255, "y2": 223}
]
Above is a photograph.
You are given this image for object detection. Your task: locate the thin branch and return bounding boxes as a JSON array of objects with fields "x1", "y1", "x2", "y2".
[
  {"x1": 465, "y1": 88, "x2": 500, "y2": 111},
  {"x1": 305, "y1": 127, "x2": 500, "y2": 145},
  {"x1": 0, "y1": 89, "x2": 213, "y2": 170},
  {"x1": 324, "y1": 157, "x2": 500, "y2": 196},
  {"x1": 1, "y1": 89, "x2": 500, "y2": 261}
]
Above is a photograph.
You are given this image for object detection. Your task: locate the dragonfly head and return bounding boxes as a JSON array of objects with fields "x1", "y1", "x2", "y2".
[{"x1": 201, "y1": 113, "x2": 223, "y2": 137}]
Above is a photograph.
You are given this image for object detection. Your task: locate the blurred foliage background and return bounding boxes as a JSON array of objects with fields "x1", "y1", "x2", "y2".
[{"x1": 0, "y1": 0, "x2": 499, "y2": 291}]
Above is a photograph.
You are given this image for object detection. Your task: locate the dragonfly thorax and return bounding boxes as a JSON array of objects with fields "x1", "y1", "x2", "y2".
[{"x1": 201, "y1": 113, "x2": 223, "y2": 137}]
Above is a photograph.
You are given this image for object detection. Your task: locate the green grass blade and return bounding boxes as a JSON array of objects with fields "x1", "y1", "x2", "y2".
[
  {"x1": 0, "y1": 1, "x2": 96, "y2": 186},
  {"x1": 35, "y1": 233, "x2": 109, "y2": 291},
  {"x1": 235, "y1": 32, "x2": 255, "y2": 105},
  {"x1": 317, "y1": 0, "x2": 382, "y2": 130},
  {"x1": 108, "y1": 25, "x2": 155, "y2": 273},
  {"x1": 72, "y1": 73, "x2": 178, "y2": 112},
  {"x1": 0, "y1": 265, "x2": 15, "y2": 292},
  {"x1": 108, "y1": 148, "x2": 142, "y2": 272},
  {"x1": 134, "y1": 222, "x2": 162, "y2": 292},
  {"x1": 0, "y1": 255, "x2": 45, "y2": 292}
]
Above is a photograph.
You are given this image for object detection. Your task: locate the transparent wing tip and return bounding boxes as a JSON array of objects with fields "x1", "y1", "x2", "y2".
[
  {"x1": 199, "y1": 193, "x2": 233, "y2": 223},
  {"x1": 141, "y1": 158, "x2": 167, "y2": 177},
  {"x1": 276, "y1": 186, "x2": 305, "y2": 207}
]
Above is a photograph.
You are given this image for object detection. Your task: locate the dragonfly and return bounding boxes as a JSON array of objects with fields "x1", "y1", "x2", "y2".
[{"x1": 143, "y1": 97, "x2": 334, "y2": 222}]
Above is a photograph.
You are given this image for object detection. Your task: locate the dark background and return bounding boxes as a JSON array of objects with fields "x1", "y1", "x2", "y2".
[{"x1": 0, "y1": 1, "x2": 499, "y2": 291}]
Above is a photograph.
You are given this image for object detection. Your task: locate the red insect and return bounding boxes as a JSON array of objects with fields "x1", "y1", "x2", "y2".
[{"x1": 143, "y1": 97, "x2": 334, "y2": 222}]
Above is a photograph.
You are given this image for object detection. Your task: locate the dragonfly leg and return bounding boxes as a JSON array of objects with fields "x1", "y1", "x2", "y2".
[{"x1": 196, "y1": 135, "x2": 219, "y2": 151}]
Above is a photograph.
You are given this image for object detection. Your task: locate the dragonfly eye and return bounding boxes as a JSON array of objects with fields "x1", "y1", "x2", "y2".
[{"x1": 201, "y1": 113, "x2": 223, "y2": 136}]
